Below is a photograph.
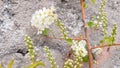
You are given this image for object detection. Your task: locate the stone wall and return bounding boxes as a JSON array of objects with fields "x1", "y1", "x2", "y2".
[{"x1": 0, "y1": 0, "x2": 120, "y2": 68}]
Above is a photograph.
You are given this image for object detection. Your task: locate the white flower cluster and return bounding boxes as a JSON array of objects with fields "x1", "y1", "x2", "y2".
[
  {"x1": 93, "y1": 20, "x2": 102, "y2": 27},
  {"x1": 92, "y1": 0, "x2": 108, "y2": 28},
  {"x1": 93, "y1": 12, "x2": 107, "y2": 28},
  {"x1": 92, "y1": 48, "x2": 102, "y2": 55},
  {"x1": 71, "y1": 40, "x2": 88, "y2": 57},
  {"x1": 31, "y1": 6, "x2": 58, "y2": 34}
]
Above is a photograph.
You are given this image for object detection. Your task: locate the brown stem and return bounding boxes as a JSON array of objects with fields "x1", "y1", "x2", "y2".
[
  {"x1": 80, "y1": 0, "x2": 93, "y2": 68},
  {"x1": 45, "y1": 35, "x2": 85, "y2": 40},
  {"x1": 91, "y1": 43, "x2": 120, "y2": 49},
  {"x1": 84, "y1": 25, "x2": 93, "y2": 68},
  {"x1": 44, "y1": 1, "x2": 120, "y2": 68},
  {"x1": 80, "y1": 0, "x2": 85, "y2": 22}
]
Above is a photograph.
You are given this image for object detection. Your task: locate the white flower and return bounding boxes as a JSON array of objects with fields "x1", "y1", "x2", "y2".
[
  {"x1": 93, "y1": 20, "x2": 98, "y2": 24},
  {"x1": 93, "y1": 20, "x2": 103, "y2": 27},
  {"x1": 31, "y1": 6, "x2": 58, "y2": 34},
  {"x1": 71, "y1": 40, "x2": 88, "y2": 57},
  {"x1": 92, "y1": 48, "x2": 102, "y2": 55},
  {"x1": 96, "y1": 16, "x2": 99, "y2": 19},
  {"x1": 99, "y1": 22, "x2": 103, "y2": 27}
]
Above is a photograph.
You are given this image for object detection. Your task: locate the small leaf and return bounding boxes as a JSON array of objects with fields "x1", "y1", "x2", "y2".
[
  {"x1": 105, "y1": 37, "x2": 113, "y2": 45},
  {"x1": 66, "y1": 38, "x2": 73, "y2": 45},
  {"x1": 7, "y1": 60, "x2": 14, "y2": 68},
  {"x1": 99, "y1": 39, "x2": 105, "y2": 44},
  {"x1": 91, "y1": 0, "x2": 96, "y2": 4},
  {"x1": 82, "y1": 56, "x2": 88, "y2": 62},
  {"x1": 27, "y1": 61, "x2": 44, "y2": 68},
  {"x1": 0, "y1": 63, "x2": 2, "y2": 68},
  {"x1": 42, "y1": 28, "x2": 49, "y2": 36},
  {"x1": 88, "y1": 21, "x2": 93, "y2": 28},
  {"x1": 84, "y1": 2, "x2": 88, "y2": 8}
]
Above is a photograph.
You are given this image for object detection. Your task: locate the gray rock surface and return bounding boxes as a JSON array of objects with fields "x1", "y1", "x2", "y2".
[{"x1": 0, "y1": 0, "x2": 120, "y2": 68}]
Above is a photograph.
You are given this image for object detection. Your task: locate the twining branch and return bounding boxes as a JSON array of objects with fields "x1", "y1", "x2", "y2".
[
  {"x1": 80, "y1": 0, "x2": 120, "y2": 68},
  {"x1": 40, "y1": 0, "x2": 120, "y2": 68},
  {"x1": 80, "y1": 0, "x2": 93, "y2": 68},
  {"x1": 91, "y1": 43, "x2": 120, "y2": 49},
  {"x1": 45, "y1": 36, "x2": 85, "y2": 40}
]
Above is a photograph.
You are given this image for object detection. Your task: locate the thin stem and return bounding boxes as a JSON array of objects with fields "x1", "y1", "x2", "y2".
[
  {"x1": 45, "y1": 35, "x2": 85, "y2": 40},
  {"x1": 84, "y1": 25, "x2": 93, "y2": 68},
  {"x1": 91, "y1": 43, "x2": 120, "y2": 49},
  {"x1": 80, "y1": 0, "x2": 93, "y2": 68},
  {"x1": 80, "y1": 0, "x2": 85, "y2": 23}
]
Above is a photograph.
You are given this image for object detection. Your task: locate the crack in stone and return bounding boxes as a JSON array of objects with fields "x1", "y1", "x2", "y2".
[{"x1": 2, "y1": 0, "x2": 15, "y2": 19}]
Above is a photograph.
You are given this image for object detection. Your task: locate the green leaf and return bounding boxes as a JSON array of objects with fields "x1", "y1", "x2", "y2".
[
  {"x1": 7, "y1": 60, "x2": 14, "y2": 68},
  {"x1": 88, "y1": 21, "x2": 94, "y2": 28},
  {"x1": 42, "y1": 28, "x2": 49, "y2": 36},
  {"x1": 82, "y1": 56, "x2": 89, "y2": 62},
  {"x1": 84, "y1": 2, "x2": 88, "y2": 8},
  {"x1": 56, "y1": 19, "x2": 67, "y2": 39},
  {"x1": 99, "y1": 39, "x2": 105, "y2": 44},
  {"x1": 91, "y1": 0, "x2": 96, "y2": 4},
  {"x1": 0, "y1": 63, "x2": 2, "y2": 68},
  {"x1": 24, "y1": 35, "x2": 37, "y2": 63},
  {"x1": 66, "y1": 38, "x2": 73, "y2": 45},
  {"x1": 27, "y1": 61, "x2": 44, "y2": 68},
  {"x1": 105, "y1": 37, "x2": 113, "y2": 45}
]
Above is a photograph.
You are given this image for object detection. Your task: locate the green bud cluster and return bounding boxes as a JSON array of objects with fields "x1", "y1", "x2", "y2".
[
  {"x1": 43, "y1": 46, "x2": 59, "y2": 68},
  {"x1": 99, "y1": 24, "x2": 117, "y2": 45},
  {"x1": 64, "y1": 59, "x2": 73, "y2": 68},
  {"x1": 99, "y1": 0, "x2": 108, "y2": 37},
  {"x1": 94, "y1": 0, "x2": 107, "y2": 29},
  {"x1": 24, "y1": 35, "x2": 37, "y2": 63},
  {"x1": 88, "y1": 0, "x2": 108, "y2": 32},
  {"x1": 111, "y1": 24, "x2": 117, "y2": 44},
  {"x1": 64, "y1": 58, "x2": 82, "y2": 68},
  {"x1": 73, "y1": 50, "x2": 84, "y2": 68},
  {"x1": 74, "y1": 56, "x2": 83, "y2": 68},
  {"x1": 56, "y1": 19, "x2": 68, "y2": 40},
  {"x1": 75, "y1": 55, "x2": 83, "y2": 62}
]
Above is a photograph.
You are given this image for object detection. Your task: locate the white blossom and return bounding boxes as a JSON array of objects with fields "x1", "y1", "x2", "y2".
[
  {"x1": 93, "y1": 20, "x2": 103, "y2": 27},
  {"x1": 93, "y1": 20, "x2": 98, "y2": 24},
  {"x1": 31, "y1": 6, "x2": 58, "y2": 34},
  {"x1": 71, "y1": 40, "x2": 88, "y2": 57},
  {"x1": 92, "y1": 48, "x2": 102, "y2": 55}
]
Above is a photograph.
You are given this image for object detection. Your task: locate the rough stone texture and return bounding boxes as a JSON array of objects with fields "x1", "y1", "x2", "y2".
[{"x1": 0, "y1": 0, "x2": 120, "y2": 68}]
